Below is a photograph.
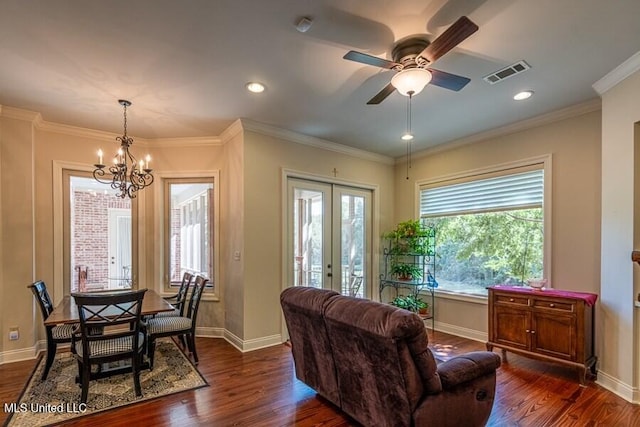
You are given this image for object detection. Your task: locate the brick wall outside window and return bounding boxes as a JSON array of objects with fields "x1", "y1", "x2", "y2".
[
  {"x1": 170, "y1": 206, "x2": 182, "y2": 283},
  {"x1": 71, "y1": 191, "x2": 130, "y2": 291}
]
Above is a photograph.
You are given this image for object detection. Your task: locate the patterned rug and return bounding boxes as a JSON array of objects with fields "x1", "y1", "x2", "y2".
[{"x1": 4, "y1": 338, "x2": 208, "y2": 427}]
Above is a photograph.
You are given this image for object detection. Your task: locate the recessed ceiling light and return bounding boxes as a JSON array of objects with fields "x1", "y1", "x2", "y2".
[
  {"x1": 513, "y1": 90, "x2": 534, "y2": 101},
  {"x1": 246, "y1": 82, "x2": 265, "y2": 93},
  {"x1": 401, "y1": 133, "x2": 414, "y2": 141}
]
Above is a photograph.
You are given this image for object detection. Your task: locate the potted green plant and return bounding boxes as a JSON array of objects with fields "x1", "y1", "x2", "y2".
[
  {"x1": 383, "y1": 219, "x2": 433, "y2": 254},
  {"x1": 390, "y1": 294, "x2": 429, "y2": 314},
  {"x1": 390, "y1": 263, "x2": 423, "y2": 281}
]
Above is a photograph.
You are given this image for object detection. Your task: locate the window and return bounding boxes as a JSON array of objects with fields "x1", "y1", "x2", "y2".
[
  {"x1": 164, "y1": 178, "x2": 215, "y2": 289},
  {"x1": 64, "y1": 172, "x2": 136, "y2": 293},
  {"x1": 420, "y1": 163, "x2": 547, "y2": 296}
]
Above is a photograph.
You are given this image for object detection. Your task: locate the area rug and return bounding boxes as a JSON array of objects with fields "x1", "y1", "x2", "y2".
[{"x1": 4, "y1": 338, "x2": 208, "y2": 427}]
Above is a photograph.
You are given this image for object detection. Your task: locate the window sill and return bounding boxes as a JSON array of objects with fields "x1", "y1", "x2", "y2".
[
  {"x1": 159, "y1": 290, "x2": 220, "y2": 303},
  {"x1": 202, "y1": 293, "x2": 220, "y2": 302},
  {"x1": 434, "y1": 290, "x2": 488, "y2": 305}
]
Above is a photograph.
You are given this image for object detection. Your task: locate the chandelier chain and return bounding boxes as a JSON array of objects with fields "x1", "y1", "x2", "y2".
[{"x1": 123, "y1": 103, "x2": 128, "y2": 137}]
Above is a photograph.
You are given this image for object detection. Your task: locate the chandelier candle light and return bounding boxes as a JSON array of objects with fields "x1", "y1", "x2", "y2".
[{"x1": 93, "y1": 100, "x2": 153, "y2": 199}]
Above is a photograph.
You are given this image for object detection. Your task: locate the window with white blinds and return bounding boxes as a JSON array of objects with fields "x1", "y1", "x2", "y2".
[
  {"x1": 420, "y1": 168, "x2": 544, "y2": 217},
  {"x1": 418, "y1": 162, "x2": 548, "y2": 296}
]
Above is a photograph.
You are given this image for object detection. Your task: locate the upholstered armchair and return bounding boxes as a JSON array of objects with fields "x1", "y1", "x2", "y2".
[{"x1": 281, "y1": 287, "x2": 501, "y2": 427}]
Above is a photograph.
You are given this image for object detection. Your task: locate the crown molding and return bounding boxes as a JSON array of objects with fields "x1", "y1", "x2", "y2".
[
  {"x1": 0, "y1": 105, "x2": 42, "y2": 123},
  {"x1": 593, "y1": 50, "x2": 640, "y2": 95},
  {"x1": 35, "y1": 117, "x2": 222, "y2": 147},
  {"x1": 37, "y1": 119, "x2": 119, "y2": 142},
  {"x1": 219, "y1": 118, "x2": 244, "y2": 143},
  {"x1": 145, "y1": 136, "x2": 222, "y2": 148},
  {"x1": 240, "y1": 118, "x2": 394, "y2": 165},
  {"x1": 410, "y1": 98, "x2": 602, "y2": 161}
]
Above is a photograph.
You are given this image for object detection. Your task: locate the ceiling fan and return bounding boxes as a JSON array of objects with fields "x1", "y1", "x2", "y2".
[{"x1": 343, "y1": 16, "x2": 479, "y2": 104}]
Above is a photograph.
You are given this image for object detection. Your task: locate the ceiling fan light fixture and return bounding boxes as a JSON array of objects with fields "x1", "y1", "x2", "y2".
[
  {"x1": 246, "y1": 82, "x2": 266, "y2": 93},
  {"x1": 391, "y1": 68, "x2": 432, "y2": 96}
]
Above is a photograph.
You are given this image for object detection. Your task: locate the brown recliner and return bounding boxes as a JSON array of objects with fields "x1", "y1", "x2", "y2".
[{"x1": 281, "y1": 286, "x2": 501, "y2": 427}]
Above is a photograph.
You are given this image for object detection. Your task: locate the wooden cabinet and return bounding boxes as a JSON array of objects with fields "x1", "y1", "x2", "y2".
[{"x1": 486, "y1": 286, "x2": 597, "y2": 384}]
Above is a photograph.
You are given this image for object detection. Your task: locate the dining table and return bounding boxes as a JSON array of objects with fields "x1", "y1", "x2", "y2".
[
  {"x1": 44, "y1": 288, "x2": 174, "y2": 326},
  {"x1": 44, "y1": 288, "x2": 175, "y2": 379}
]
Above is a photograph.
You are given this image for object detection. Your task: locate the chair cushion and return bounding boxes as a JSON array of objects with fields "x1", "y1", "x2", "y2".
[
  {"x1": 155, "y1": 309, "x2": 181, "y2": 318},
  {"x1": 147, "y1": 316, "x2": 192, "y2": 335},
  {"x1": 74, "y1": 332, "x2": 145, "y2": 357},
  {"x1": 52, "y1": 323, "x2": 76, "y2": 340}
]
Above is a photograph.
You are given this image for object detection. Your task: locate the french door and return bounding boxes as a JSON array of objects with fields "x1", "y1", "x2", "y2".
[{"x1": 287, "y1": 178, "x2": 372, "y2": 297}]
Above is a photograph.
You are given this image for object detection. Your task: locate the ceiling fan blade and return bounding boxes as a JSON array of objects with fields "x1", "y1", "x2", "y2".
[
  {"x1": 418, "y1": 16, "x2": 478, "y2": 64},
  {"x1": 344, "y1": 51, "x2": 399, "y2": 70},
  {"x1": 428, "y1": 69, "x2": 471, "y2": 91},
  {"x1": 367, "y1": 82, "x2": 396, "y2": 104}
]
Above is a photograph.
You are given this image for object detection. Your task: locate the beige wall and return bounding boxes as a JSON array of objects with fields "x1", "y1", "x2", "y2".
[
  {"x1": 392, "y1": 110, "x2": 602, "y2": 338},
  {"x1": 599, "y1": 67, "x2": 640, "y2": 398},
  {"x1": 221, "y1": 126, "x2": 245, "y2": 339},
  {"x1": 1, "y1": 114, "x2": 36, "y2": 356},
  {"x1": 241, "y1": 129, "x2": 395, "y2": 342}
]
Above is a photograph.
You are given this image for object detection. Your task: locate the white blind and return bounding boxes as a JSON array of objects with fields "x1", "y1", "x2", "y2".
[{"x1": 420, "y1": 169, "x2": 544, "y2": 217}]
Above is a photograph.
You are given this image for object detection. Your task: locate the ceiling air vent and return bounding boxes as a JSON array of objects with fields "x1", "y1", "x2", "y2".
[{"x1": 483, "y1": 60, "x2": 531, "y2": 84}]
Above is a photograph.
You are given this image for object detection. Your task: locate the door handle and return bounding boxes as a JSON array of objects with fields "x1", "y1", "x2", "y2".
[{"x1": 327, "y1": 272, "x2": 332, "y2": 277}]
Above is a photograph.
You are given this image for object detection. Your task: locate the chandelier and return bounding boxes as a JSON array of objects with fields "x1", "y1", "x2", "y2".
[{"x1": 93, "y1": 100, "x2": 153, "y2": 199}]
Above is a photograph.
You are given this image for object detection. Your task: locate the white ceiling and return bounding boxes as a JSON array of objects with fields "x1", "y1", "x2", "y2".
[{"x1": 1, "y1": 0, "x2": 638, "y2": 157}]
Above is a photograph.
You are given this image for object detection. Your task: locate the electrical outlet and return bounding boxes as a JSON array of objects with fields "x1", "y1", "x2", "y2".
[{"x1": 9, "y1": 327, "x2": 19, "y2": 341}]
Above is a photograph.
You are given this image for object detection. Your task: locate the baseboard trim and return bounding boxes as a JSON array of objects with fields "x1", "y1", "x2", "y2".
[
  {"x1": 0, "y1": 344, "x2": 39, "y2": 364},
  {"x1": 1, "y1": 328, "x2": 284, "y2": 364},
  {"x1": 434, "y1": 321, "x2": 488, "y2": 343},
  {"x1": 222, "y1": 330, "x2": 282, "y2": 353},
  {"x1": 595, "y1": 370, "x2": 638, "y2": 403},
  {"x1": 195, "y1": 326, "x2": 225, "y2": 338}
]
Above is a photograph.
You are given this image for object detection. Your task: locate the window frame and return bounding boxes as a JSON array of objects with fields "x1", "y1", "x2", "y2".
[
  {"x1": 156, "y1": 171, "x2": 219, "y2": 298},
  {"x1": 415, "y1": 155, "x2": 552, "y2": 296},
  {"x1": 57, "y1": 166, "x2": 140, "y2": 297}
]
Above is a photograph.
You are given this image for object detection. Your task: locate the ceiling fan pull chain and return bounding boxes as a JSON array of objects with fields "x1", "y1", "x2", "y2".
[{"x1": 406, "y1": 93, "x2": 413, "y2": 180}]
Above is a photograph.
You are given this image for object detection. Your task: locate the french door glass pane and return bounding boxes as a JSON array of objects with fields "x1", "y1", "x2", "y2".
[
  {"x1": 69, "y1": 176, "x2": 132, "y2": 292},
  {"x1": 340, "y1": 194, "x2": 365, "y2": 298},
  {"x1": 293, "y1": 188, "x2": 324, "y2": 288}
]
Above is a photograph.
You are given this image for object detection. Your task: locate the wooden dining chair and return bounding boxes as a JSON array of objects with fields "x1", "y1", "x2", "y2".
[
  {"x1": 71, "y1": 289, "x2": 147, "y2": 404},
  {"x1": 146, "y1": 275, "x2": 208, "y2": 368},
  {"x1": 157, "y1": 271, "x2": 194, "y2": 317},
  {"x1": 28, "y1": 281, "x2": 76, "y2": 381}
]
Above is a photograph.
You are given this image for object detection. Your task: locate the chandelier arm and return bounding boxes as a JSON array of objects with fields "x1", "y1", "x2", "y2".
[{"x1": 92, "y1": 167, "x2": 113, "y2": 185}]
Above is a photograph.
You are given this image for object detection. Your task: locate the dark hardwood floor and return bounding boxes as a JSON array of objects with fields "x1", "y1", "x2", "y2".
[{"x1": 1, "y1": 331, "x2": 639, "y2": 426}]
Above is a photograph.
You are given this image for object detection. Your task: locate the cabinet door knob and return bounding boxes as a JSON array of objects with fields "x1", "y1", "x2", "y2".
[
  {"x1": 549, "y1": 303, "x2": 555, "y2": 308},
  {"x1": 509, "y1": 298, "x2": 514, "y2": 302},
  {"x1": 525, "y1": 329, "x2": 530, "y2": 333},
  {"x1": 530, "y1": 330, "x2": 536, "y2": 334}
]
